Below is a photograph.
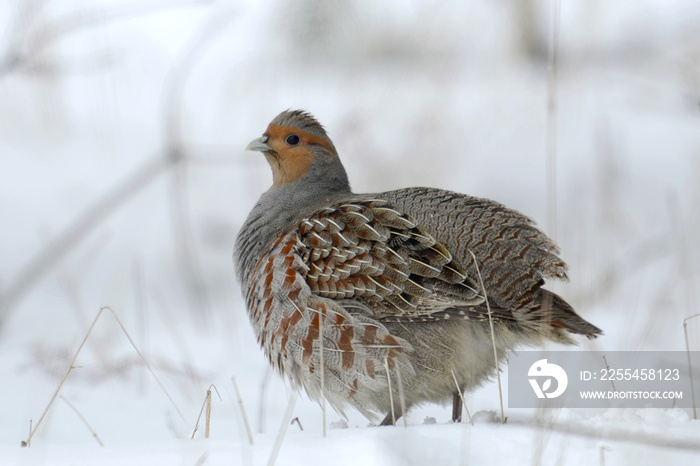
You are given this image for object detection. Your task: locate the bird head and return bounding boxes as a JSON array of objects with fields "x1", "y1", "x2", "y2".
[{"x1": 246, "y1": 109, "x2": 349, "y2": 191}]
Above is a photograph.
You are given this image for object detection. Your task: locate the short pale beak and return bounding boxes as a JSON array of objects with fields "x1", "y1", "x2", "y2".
[{"x1": 246, "y1": 136, "x2": 273, "y2": 152}]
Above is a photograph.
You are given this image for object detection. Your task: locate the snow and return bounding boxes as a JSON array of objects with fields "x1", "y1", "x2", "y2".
[
  {"x1": 3, "y1": 409, "x2": 700, "y2": 465},
  {"x1": 1, "y1": 0, "x2": 700, "y2": 464}
]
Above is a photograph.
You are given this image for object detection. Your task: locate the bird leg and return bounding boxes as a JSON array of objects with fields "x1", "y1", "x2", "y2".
[
  {"x1": 452, "y1": 391, "x2": 462, "y2": 422},
  {"x1": 381, "y1": 392, "x2": 462, "y2": 425},
  {"x1": 379, "y1": 406, "x2": 403, "y2": 426}
]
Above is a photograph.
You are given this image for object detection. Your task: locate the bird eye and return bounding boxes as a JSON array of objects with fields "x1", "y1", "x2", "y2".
[{"x1": 285, "y1": 134, "x2": 300, "y2": 146}]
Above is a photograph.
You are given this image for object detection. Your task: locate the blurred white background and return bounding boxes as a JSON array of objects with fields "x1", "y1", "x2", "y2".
[{"x1": 1, "y1": 0, "x2": 699, "y2": 461}]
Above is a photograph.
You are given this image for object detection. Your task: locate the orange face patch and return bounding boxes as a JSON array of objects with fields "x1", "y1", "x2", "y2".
[{"x1": 262, "y1": 124, "x2": 336, "y2": 188}]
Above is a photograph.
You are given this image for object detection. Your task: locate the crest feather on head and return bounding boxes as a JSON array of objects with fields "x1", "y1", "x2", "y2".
[{"x1": 272, "y1": 109, "x2": 329, "y2": 140}]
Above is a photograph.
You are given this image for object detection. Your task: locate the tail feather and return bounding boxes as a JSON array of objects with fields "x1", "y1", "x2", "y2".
[
  {"x1": 422, "y1": 289, "x2": 601, "y2": 345},
  {"x1": 521, "y1": 290, "x2": 602, "y2": 341}
]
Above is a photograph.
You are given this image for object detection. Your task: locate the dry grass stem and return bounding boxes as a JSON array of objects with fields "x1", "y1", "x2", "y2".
[
  {"x1": 191, "y1": 398, "x2": 206, "y2": 439},
  {"x1": 55, "y1": 265, "x2": 110, "y2": 369},
  {"x1": 319, "y1": 312, "x2": 326, "y2": 437},
  {"x1": 22, "y1": 306, "x2": 185, "y2": 447},
  {"x1": 450, "y1": 370, "x2": 474, "y2": 426},
  {"x1": 101, "y1": 307, "x2": 185, "y2": 420},
  {"x1": 205, "y1": 388, "x2": 212, "y2": 438},
  {"x1": 532, "y1": 407, "x2": 556, "y2": 466},
  {"x1": 257, "y1": 368, "x2": 271, "y2": 434},
  {"x1": 599, "y1": 445, "x2": 610, "y2": 466},
  {"x1": 683, "y1": 313, "x2": 700, "y2": 419},
  {"x1": 267, "y1": 394, "x2": 297, "y2": 466},
  {"x1": 602, "y1": 355, "x2": 616, "y2": 391},
  {"x1": 167, "y1": 163, "x2": 211, "y2": 318},
  {"x1": 132, "y1": 260, "x2": 148, "y2": 391},
  {"x1": 231, "y1": 376, "x2": 254, "y2": 444},
  {"x1": 26, "y1": 420, "x2": 32, "y2": 448},
  {"x1": 191, "y1": 385, "x2": 221, "y2": 439},
  {"x1": 22, "y1": 305, "x2": 104, "y2": 447},
  {"x1": 546, "y1": 0, "x2": 561, "y2": 241},
  {"x1": 194, "y1": 452, "x2": 209, "y2": 466},
  {"x1": 468, "y1": 250, "x2": 505, "y2": 424},
  {"x1": 395, "y1": 366, "x2": 408, "y2": 428},
  {"x1": 383, "y1": 357, "x2": 395, "y2": 426},
  {"x1": 59, "y1": 395, "x2": 105, "y2": 447}
]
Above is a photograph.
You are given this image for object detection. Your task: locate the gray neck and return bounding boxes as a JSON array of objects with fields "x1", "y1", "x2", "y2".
[{"x1": 234, "y1": 173, "x2": 351, "y2": 286}]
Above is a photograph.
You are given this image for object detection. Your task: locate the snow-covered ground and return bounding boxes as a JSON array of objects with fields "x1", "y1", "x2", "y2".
[{"x1": 1, "y1": 1, "x2": 700, "y2": 464}]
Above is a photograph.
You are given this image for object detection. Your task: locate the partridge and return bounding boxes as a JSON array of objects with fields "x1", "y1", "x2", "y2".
[{"x1": 234, "y1": 110, "x2": 601, "y2": 425}]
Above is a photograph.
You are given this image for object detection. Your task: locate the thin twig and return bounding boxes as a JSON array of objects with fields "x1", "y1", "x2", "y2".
[
  {"x1": 469, "y1": 250, "x2": 505, "y2": 424},
  {"x1": 684, "y1": 314, "x2": 700, "y2": 419},
  {"x1": 2, "y1": 156, "x2": 171, "y2": 329},
  {"x1": 450, "y1": 370, "x2": 473, "y2": 426},
  {"x1": 395, "y1": 366, "x2": 408, "y2": 428},
  {"x1": 231, "y1": 376, "x2": 254, "y2": 444},
  {"x1": 55, "y1": 263, "x2": 109, "y2": 368},
  {"x1": 22, "y1": 306, "x2": 105, "y2": 446},
  {"x1": 267, "y1": 394, "x2": 297, "y2": 466},
  {"x1": 59, "y1": 395, "x2": 105, "y2": 447},
  {"x1": 384, "y1": 357, "x2": 395, "y2": 426},
  {"x1": 573, "y1": 234, "x2": 672, "y2": 308},
  {"x1": 205, "y1": 388, "x2": 212, "y2": 438},
  {"x1": 102, "y1": 307, "x2": 185, "y2": 420},
  {"x1": 599, "y1": 445, "x2": 610, "y2": 466},
  {"x1": 191, "y1": 385, "x2": 221, "y2": 439},
  {"x1": 22, "y1": 306, "x2": 185, "y2": 447},
  {"x1": 194, "y1": 452, "x2": 209, "y2": 466},
  {"x1": 546, "y1": 0, "x2": 561, "y2": 241},
  {"x1": 132, "y1": 260, "x2": 148, "y2": 392},
  {"x1": 319, "y1": 312, "x2": 326, "y2": 437},
  {"x1": 159, "y1": 7, "x2": 238, "y2": 320},
  {"x1": 2, "y1": 0, "x2": 213, "y2": 71},
  {"x1": 602, "y1": 355, "x2": 616, "y2": 391},
  {"x1": 258, "y1": 368, "x2": 271, "y2": 433},
  {"x1": 191, "y1": 395, "x2": 206, "y2": 439},
  {"x1": 532, "y1": 407, "x2": 557, "y2": 466},
  {"x1": 167, "y1": 162, "x2": 211, "y2": 317}
]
